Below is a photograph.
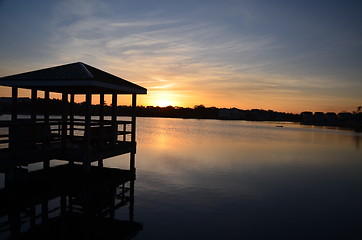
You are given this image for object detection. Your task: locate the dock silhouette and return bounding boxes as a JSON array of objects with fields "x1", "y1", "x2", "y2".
[{"x1": 0, "y1": 62, "x2": 147, "y2": 239}]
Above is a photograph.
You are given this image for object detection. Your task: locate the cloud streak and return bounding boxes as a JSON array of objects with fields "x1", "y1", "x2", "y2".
[{"x1": 0, "y1": 0, "x2": 361, "y2": 113}]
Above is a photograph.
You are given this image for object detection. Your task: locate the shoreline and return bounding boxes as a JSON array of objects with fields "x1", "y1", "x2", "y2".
[{"x1": 1, "y1": 113, "x2": 361, "y2": 132}]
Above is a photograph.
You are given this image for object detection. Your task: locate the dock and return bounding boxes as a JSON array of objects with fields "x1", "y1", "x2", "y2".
[{"x1": 0, "y1": 62, "x2": 147, "y2": 239}]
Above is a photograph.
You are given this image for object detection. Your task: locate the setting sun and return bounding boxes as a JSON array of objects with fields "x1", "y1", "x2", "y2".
[
  {"x1": 141, "y1": 91, "x2": 182, "y2": 107},
  {"x1": 156, "y1": 99, "x2": 172, "y2": 107}
]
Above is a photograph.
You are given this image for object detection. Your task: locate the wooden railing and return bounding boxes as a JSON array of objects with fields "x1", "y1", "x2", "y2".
[{"x1": 0, "y1": 119, "x2": 133, "y2": 150}]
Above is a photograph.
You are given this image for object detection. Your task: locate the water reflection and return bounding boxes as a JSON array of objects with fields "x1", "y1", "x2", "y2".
[
  {"x1": 0, "y1": 164, "x2": 141, "y2": 240},
  {"x1": 130, "y1": 118, "x2": 362, "y2": 239},
  {"x1": 354, "y1": 135, "x2": 360, "y2": 149}
]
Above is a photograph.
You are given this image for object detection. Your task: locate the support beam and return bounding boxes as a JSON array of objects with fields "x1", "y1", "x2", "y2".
[
  {"x1": 31, "y1": 89, "x2": 37, "y2": 123},
  {"x1": 100, "y1": 93, "x2": 104, "y2": 122},
  {"x1": 130, "y1": 153, "x2": 135, "y2": 171},
  {"x1": 68, "y1": 93, "x2": 75, "y2": 165},
  {"x1": 61, "y1": 93, "x2": 68, "y2": 150},
  {"x1": 111, "y1": 93, "x2": 117, "y2": 145},
  {"x1": 129, "y1": 179, "x2": 135, "y2": 222},
  {"x1": 43, "y1": 91, "x2": 50, "y2": 169},
  {"x1": 10, "y1": 87, "x2": 18, "y2": 151},
  {"x1": 31, "y1": 89, "x2": 37, "y2": 156},
  {"x1": 99, "y1": 93, "x2": 104, "y2": 151},
  {"x1": 130, "y1": 94, "x2": 137, "y2": 170},
  {"x1": 44, "y1": 91, "x2": 50, "y2": 124},
  {"x1": 131, "y1": 94, "x2": 137, "y2": 143},
  {"x1": 69, "y1": 93, "x2": 75, "y2": 138},
  {"x1": 11, "y1": 87, "x2": 18, "y2": 122},
  {"x1": 84, "y1": 91, "x2": 92, "y2": 171}
]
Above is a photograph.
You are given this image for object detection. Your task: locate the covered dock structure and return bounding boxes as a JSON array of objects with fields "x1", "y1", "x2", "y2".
[
  {"x1": 0, "y1": 62, "x2": 146, "y2": 239},
  {"x1": 0, "y1": 62, "x2": 147, "y2": 174}
]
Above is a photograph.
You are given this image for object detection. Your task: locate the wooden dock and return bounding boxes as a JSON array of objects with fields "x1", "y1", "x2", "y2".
[
  {"x1": 0, "y1": 62, "x2": 147, "y2": 239},
  {"x1": 0, "y1": 62, "x2": 147, "y2": 171}
]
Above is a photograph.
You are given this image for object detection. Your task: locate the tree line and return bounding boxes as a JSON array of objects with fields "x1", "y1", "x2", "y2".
[{"x1": 0, "y1": 98, "x2": 361, "y2": 131}]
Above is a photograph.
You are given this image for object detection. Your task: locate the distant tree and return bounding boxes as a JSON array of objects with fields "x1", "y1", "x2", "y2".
[
  {"x1": 353, "y1": 106, "x2": 362, "y2": 114},
  {"x1": 194, "y1": 104, "x2": 205, "y2": 109}
]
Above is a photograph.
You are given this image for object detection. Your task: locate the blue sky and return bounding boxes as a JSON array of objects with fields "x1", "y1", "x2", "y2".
[{"x1": 0, "y1": 0, "x2": 361, "y2": 112}]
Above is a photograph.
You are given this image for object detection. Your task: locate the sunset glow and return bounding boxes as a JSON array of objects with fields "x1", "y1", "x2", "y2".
[
  {"x1": 0, "y1": 1, "x2": 361, "y2": 113},
  {"x1": 155, "y1": 99, "x2": 172, "y2": 107}
]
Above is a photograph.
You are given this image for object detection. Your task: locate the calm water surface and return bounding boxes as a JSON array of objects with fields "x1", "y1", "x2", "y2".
[
  {"x1": 1, "y1": 116, "x2": 361, "y2": 239},
  {"x1": 105, "y1": 117, "x2": 362, "y2": 240}
]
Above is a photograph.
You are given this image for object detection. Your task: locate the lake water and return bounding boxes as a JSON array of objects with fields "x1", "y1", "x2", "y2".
[
  {"x1": 105, "y1": 117, "x2": 362, "y2": 240},
  {"x1": 1, "y1": 116, "x2": 362, "y2": 239}
]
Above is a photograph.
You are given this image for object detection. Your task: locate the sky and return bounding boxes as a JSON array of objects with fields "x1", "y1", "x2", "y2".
[{"x1": 0, "y1": 0, "x2": 361, "y2": 113}]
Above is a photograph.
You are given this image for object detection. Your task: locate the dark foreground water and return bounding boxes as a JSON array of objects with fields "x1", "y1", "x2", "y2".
[
  {"x1": 104, "y1": 118, "x2": 362, "y2": 240},
  {"x1": 1, "y1": 117, "x2": 361, "y2": 239}
]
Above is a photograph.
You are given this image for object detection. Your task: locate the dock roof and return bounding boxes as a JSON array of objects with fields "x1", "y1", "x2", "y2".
[{"x1": 0, "y1": 62, "x2": 147, "y2": 94}]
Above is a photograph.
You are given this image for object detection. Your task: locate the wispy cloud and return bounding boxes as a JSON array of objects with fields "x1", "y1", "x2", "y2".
[{"x1": 0, "y1": 0, "x2": 361, "y2": 112}]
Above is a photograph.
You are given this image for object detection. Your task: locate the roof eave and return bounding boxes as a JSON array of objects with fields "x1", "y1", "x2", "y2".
[{"x1": 0, "y1": 79, "x2": 147, "y2": 94}]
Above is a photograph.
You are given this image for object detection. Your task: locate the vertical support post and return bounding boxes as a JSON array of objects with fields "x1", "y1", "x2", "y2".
[
  {"x1": 11, "y1": 87, "x2": 18, "y2": 122},
  {"x1": 68, "y1": 93, "x2": 75, "y2": 165},
  {"x1": 69, "y1": 93, "x2": 75, "y2": 138},
  {"x1": 61, "y1": 93, "x2": 68, "y2": 150},
  {"x1": 99, "y1": 94, "x2": 104, "y2": 122},
  {"x1": 130, "y1": 94, "x2": 137, "y2": 170},
  {"x1": 44, "y1": 91, "x2": 50, "y2": 124},
  {"x1": 10, "y1": 87, "x2": 18, "y2": 152},
  {"x1": 31, "y1": 89, "x2": 37, "y2": 123},
  {"x1": 131, "y1": 94, "x2": 137, "y2": 143},
  {"x1": 44, "y1": 91, "x2": 50, "y2": 169},
  {"x1": 84, "y1": 91, "x2": 92, "y2": 172},
  {"x1": 129, "y1": 179, "x2": 135, "y2": 222},
  {"x1": 98, "y1": 93, "x2": 105, "y2": 167},
  {"x1": 31, "y1": 89, "x2": 37, "y2": 160},
  {"x1": 99, "y1": 93, "x2": 104, "y2": 146},
  {"x1": 111, "y1": 93, "x2": 117, "y2": 145}
]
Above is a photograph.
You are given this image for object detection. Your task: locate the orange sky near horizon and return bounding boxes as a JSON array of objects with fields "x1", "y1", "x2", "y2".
[
  {"x1": 0, "y1": 1, "x2": 361, "y2": 114},
  {"x1": 0, "y1": 84, "x2": 359, "y2": 114}
]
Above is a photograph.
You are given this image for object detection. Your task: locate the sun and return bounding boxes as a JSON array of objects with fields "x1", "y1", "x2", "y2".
[{"x1": 156, "y1": 99, "x2": 172, "y2": 107}]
